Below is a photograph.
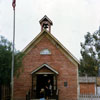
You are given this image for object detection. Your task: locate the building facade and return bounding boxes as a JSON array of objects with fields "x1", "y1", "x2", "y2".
[{"x1": 14, "y1": 16, "x2": 79, "y2": 100}]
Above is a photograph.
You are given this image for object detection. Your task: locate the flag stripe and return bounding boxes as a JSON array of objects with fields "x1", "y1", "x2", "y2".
[{"x1": 12, "y1": 0, "x2": 16, "y2": 9}]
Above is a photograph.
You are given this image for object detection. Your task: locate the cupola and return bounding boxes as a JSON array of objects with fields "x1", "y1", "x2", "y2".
[{"x1": 39, "y1": 15, "x2": 53, "y2": 33}]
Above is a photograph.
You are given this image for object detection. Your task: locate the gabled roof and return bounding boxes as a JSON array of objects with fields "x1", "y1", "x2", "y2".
[
  {"x1": 31, "y1": 64, "x2": 59, "y2": 74},
  {"x1": 39, "y1": 15, "x2": 53, "y2": 25},
  {"x1": 22, "y1": 30, "x2": 80, "y2": 66}
]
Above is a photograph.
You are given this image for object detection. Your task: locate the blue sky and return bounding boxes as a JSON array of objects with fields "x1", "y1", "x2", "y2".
[{"x1": 0, "y1": 0, "x2": 100, "y2": 59}]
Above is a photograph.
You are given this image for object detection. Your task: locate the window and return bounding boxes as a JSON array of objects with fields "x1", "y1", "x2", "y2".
[{"x1": 40, "y1": 49, "x2": 51, "y2": 55}]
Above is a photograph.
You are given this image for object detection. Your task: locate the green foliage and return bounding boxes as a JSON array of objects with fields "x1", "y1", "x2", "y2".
[
  {"x1": 80, "y1": 28, "x2": 100, "y2": 76},
  {"x1": 0, "y1": 36, "x2": 24, "y2": 85}
]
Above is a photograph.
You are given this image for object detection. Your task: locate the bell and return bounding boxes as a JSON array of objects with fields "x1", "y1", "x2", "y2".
[{"x1": 43, "y1": 24, "x2": 48, "y2": 29}]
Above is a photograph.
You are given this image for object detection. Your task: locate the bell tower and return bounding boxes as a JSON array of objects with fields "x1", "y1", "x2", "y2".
[{"x1": 39, "y1": 15, "x2": 53, "y2": 33}]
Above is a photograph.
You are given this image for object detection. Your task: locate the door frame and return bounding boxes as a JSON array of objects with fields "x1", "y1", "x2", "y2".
[{"x1": 32, "y1": 73, "x2": 58, "y2": 99}]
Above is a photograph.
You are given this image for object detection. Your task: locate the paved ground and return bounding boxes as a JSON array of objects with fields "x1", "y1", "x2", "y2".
[
  {"x1": 31, "y1": 99, "x2": 56, "y2": 100},
  {"x1": 79, "y1": 97, "x2": 100, "y2": 100}
]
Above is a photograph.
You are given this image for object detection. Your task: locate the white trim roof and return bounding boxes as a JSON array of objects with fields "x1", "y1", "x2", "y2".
[
  {"x1": 39, "y1": 15, "x2": 53, "y2": 25},
  {"x1": 31, "y1": 64, "x2": 59, "y2": 74},
  {"x1": 22, "y1": 30, "x2": 80, "y2": 65}
]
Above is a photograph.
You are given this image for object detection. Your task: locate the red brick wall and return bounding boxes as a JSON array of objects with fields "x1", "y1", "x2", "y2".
[
  {"x1": 14, "y1": 35, "x2": 78, "y2": 100},
  {"x1": 80, "y1": 83, "x2": 95, "y2": 94}
]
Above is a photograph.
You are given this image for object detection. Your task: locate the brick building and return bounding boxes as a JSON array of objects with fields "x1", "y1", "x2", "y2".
[{"x1": 14, "y1": 15, "x2": 79, "y2": 100}]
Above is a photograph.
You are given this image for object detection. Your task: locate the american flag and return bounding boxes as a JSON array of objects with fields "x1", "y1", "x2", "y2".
[{"x1": 12, "y1": 0, "x2": 16, "y2": 9}]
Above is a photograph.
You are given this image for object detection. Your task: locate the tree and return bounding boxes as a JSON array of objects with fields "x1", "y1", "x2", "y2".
[
  {"x1": 79, "y1": 27, "x2": 100, "y2": 76},
  {"x1": 0, "y1": 36, "x2": 24, "y2": 85}
]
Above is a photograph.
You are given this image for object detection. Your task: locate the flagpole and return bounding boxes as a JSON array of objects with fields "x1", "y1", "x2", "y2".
[{"x1": 11, "y1": 3, "x2": 16, "y2": 100}]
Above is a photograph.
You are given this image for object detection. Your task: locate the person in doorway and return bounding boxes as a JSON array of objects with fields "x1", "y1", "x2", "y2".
[
  {"x1": 40, "y1": 88, "x2": 45, "y2": 100},
  {"x1": 45, "y1": 79, "x2": 52, "y2": 100}
]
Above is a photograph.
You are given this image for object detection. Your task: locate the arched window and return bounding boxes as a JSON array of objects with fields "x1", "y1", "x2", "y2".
[{"x1": 40, "y1": 49, "x2": 51, "y2": 55}]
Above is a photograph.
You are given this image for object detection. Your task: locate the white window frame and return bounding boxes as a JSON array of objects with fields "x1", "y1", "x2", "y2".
[{"x1": 40, "y1": 49, "x2": 51, "y2": 55}]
